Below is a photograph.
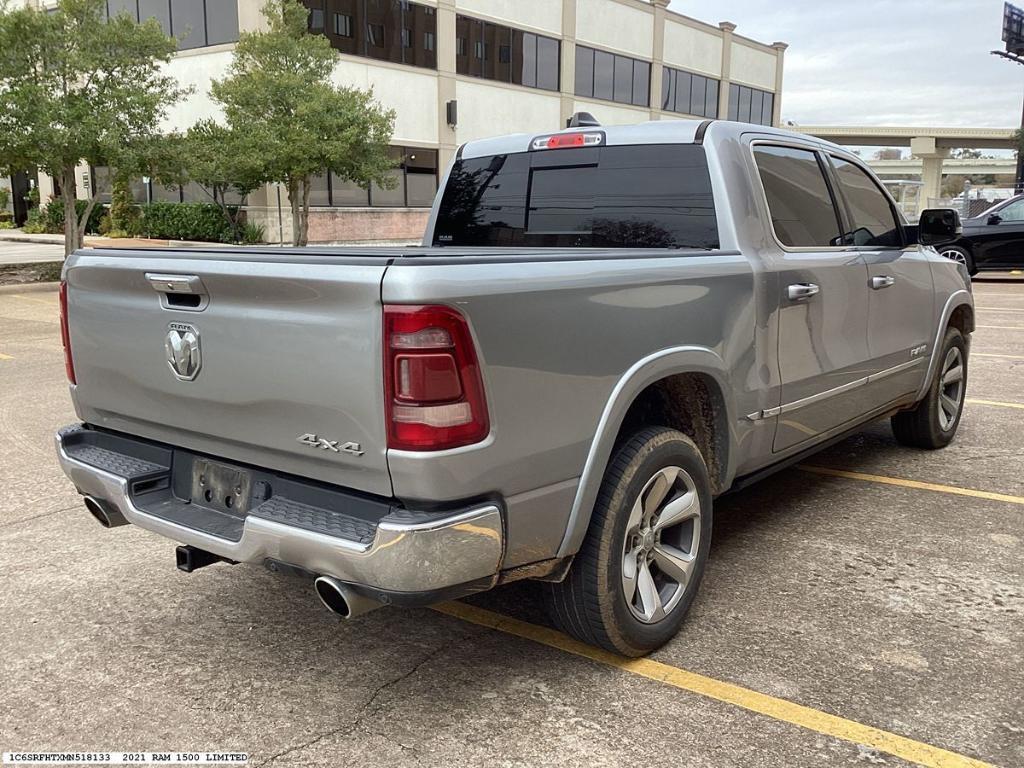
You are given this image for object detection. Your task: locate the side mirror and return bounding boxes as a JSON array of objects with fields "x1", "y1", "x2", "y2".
[
  {"x1": 918, "y1": 208, "x2": 962, "y2": 246},
  {"x1": 987, "y1": 214, "x2": 1002, "y2": 225}
]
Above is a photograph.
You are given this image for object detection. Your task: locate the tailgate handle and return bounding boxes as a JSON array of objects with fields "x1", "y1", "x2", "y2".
[{"x1": 146, "y1": 273, "x2": 208, "y2": 312}]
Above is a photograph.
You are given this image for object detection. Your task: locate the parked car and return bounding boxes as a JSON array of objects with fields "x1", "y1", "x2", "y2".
[
  {"x1": 55, "y1": 117, "x2": 974, "y2": 657},
  {"x1": 939, "y1": 193, "x2": 1024, "y2": 274}
]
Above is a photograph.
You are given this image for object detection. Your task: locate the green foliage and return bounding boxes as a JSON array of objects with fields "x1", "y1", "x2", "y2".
[
  {"x1": 240, "y1": 221, "x2": 266, "y2": 245},
  {"x1": 0, "y1": 187, "x2": 10, "y2": 210},
  {"x1": 138, "y1": 202, "x2": 239, "y2": 242},
  {"x1": 109, "y1": 176, "x2": 142, "y2": 235},
  {"x1": 0, "y1": 220, "x2": 14, "y2": 230},
  {"x1": 35, "y1": 198, "x2": 106, "y2": 235},
  {"x1": 209, "y1": 0, "x2": 395, "y2": 245},
  {"x1": 0, "y1": 0, "x2": 186, "y2": 254}
]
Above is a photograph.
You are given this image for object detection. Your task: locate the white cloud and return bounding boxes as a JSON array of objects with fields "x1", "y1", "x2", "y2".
[{"x1": 669, "y1": 0, "x2": 1021, "y2": 127}]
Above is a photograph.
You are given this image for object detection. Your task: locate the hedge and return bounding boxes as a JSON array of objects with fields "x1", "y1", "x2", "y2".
[
  {"x1": 34, "y1": 199, "x2": 106, "y2": 235},
  {"x1": 138, "y1": 202, "x2": 238, "y2": 243}
]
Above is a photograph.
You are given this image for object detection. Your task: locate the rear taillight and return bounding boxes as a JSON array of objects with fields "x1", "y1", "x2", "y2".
[
  {"x1": 59, "y1": 280, "x2": 76, "y2": 384},
  {"x1": 384, "y1": 305, "x2": 489, "y2": 451}
]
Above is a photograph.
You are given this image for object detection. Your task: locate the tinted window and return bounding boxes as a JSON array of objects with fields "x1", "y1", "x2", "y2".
[
  {"x1": 575, "y1": 45, "x2": 594, "y2": 97},
  {"x1": 303, "y1": 0, "x2": 435, "y2": 69},
  {"x1": 593, "y1": 49, "x2": 614, "y2": 100},
  {"x1": 997, "y1": 198, "x2": 1024, "y2": 221},
  {"x1": 433, "y1": 144, "x2": 719, "y2": 249},
  {"x1": 138, "y1": 0, "x2": 170, "y2": 35},
  {"x1": 205, "y1": 0, "x2": 239, "y2": 45},
  {"x1": 728, "y1": 83, "x2": 774, "y2": 126},
  {"x1": 536, "y1": 35, "x2": 559, "y2": 91},
  {"x1": 574, "y1": 46, "x2": 649, "y2": 107},
  {"x1": 108, "y1": 0, "x2": 138, "y2": 20},
  {"x1": 830, "y1": 158, "x2": 901, "y2": 247},
  {"x1": 170, "y1": 0, "x2": 205, "y2": 48},
  {"x1": 754, "y1": 146, "x2": 841, "y2": 248}
]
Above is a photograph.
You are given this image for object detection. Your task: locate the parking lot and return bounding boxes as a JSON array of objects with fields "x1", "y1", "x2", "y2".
[{"x1": 1, "y1": 279, "x2": 1021, "y2": 768}]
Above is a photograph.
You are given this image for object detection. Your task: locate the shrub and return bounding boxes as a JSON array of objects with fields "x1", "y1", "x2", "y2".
[
  {"x1": 139, "y1": 202, "x2": 238, "y2": 243},
  {"x1": 37, "y1": 198, "x2": 106, "y2": 235},
  {"x1": 109, "y1": 177, "x2": 142, "y2": 235},
  {"x1": 0, "y1": 187, "x2": 10, "y2": 210},
  {"x1": 241, "y1": 221, "x2": 265, "y2": 245},
  {"x1": 0, "y1": 220, "x2": 14, "y2": 230}
]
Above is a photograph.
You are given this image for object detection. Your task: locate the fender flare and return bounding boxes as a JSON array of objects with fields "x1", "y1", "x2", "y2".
[
  {"x1": 556, "y1": 346, "x2": 736, "y2": 558},
  {"x1": 915, "y1": 289, "x2": 974, "y2": 402}
]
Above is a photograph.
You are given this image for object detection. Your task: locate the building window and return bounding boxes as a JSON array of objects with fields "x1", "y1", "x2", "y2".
[
  {"x1": 302, "y1": 0, "x2": 436, "y2": 70},
  {"x1": 575, "y1": 46, "x2": 649, "y2": 107},
  {"x1": 661, "y1": 67, "x2": 719, "y2": 118},
  {"x1": 455, "y1": 15, "x2": 560, "y2": 92},
  {"x1": 109, "y1": 0, "x2": 239, "y2": 49},
  {"x1": 728, "y1": 83, "x2": 774, "y2": 126},
  {"x1": 304, "y1": 147, "x2": 438, "y2": 208},
  {"x1": 333, "y1": 13, "x2": 353, "y2": 37}
]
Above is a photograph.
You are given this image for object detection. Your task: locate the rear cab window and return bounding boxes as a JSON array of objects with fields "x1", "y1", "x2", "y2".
[{"x1": 432, "y1": 144, "x2": 719, "y2": 249}]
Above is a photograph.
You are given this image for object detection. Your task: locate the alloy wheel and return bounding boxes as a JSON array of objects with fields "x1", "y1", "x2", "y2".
[
  {"x1": 938, "y1": 346, "x2": 965, "y2": 431},
  {"x1": 940, "y1": 248, "x2": 967, "y2": 266},
  {"x1": 621, "y1": 466, "x2": 701, "y2": 624}
]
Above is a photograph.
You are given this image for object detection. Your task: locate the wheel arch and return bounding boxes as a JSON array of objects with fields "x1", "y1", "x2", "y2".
[
  {"x1": 915, "y1": 290, "x2": 974, "y2": 402},
  {"x1": 556, "y1": 347, "x2": 737, "y2": 558}
]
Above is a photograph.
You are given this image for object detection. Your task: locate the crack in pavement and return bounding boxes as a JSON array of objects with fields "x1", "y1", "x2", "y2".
[
  {"x1": 257, "y1": 641, "x2": 449, "y2": 767},
  {"x1": 2, "y1": 504, "x2": 80, "y2": 530}
]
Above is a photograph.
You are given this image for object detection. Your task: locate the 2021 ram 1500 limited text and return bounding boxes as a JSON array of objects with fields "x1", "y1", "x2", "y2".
[{"x1": 56, "y1": 118, "x2": 974, "y2": 656}]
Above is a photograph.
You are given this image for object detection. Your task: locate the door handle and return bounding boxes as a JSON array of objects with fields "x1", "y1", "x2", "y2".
[
  {"x1": 787, "y1": 283, "x2": 820, "y2": 301},
  {"x1": 871, "y1": 275, "x2": 896, "y2": 290}
]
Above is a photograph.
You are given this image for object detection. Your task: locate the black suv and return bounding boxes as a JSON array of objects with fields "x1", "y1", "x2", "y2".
[{"x1": 940, "y1": 194, "x2": 1024, "y2": 274}]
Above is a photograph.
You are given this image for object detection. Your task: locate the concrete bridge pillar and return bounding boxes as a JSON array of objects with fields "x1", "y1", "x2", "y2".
[{"x1": 911, "y1": 136, "x2": 948, "y2": 215}]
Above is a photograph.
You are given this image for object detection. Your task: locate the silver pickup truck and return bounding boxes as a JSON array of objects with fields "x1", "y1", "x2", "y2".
[{"x1": 56, "y1": 118, "x2": 974, "y2": 656}]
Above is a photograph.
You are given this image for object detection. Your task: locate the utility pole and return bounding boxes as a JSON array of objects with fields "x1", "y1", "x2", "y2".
[{"x1": 992, "y1": 2, "x2": 1024, "y2": 192}]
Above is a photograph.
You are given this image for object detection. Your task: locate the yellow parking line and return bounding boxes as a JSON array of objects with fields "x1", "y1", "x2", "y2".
[
  {"x1": 0, "y1": 352, "x2": 13, "y2": 361},
  {"x1": 967, "y1": 398, "x2": 1024, "y2": 410},
  {"x1": 976, "y1": 306, "x2": 1024, "y2": 312},
  {"x1": 798, "y1": 465, "x2": 1024, "y2": 506},
  {"x1": 972, "y1": 352, "x2": 1024, "y2": 360},
  {"x1": 433, "y1": 602, "x2": 995, "y2": 768}
]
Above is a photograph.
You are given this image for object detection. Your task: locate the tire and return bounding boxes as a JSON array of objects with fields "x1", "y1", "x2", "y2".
[
  {"x1": 938, "y1": 245, "x2": 976, "y2": 275},
  {"x1": 891, "y1": 327, "x2": 968, "y2": 449},
  {"x1": 545, "y1": 427, "x2": 713, "y2": 657}
]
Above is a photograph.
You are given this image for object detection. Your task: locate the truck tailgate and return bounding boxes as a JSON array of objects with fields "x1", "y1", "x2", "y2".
[{"x1": 64, "y1": 249, "x2": 393, "y2": 497}]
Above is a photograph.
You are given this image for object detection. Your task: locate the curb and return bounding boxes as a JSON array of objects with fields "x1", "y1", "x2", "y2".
[{"x1": 0, "y1": 280, "x2": 60, "y2": 294}]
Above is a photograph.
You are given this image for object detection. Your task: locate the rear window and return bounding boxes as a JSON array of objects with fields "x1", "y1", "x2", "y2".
[{"x1": 432, "y1": 144, "x2": 719, "y2": 249}]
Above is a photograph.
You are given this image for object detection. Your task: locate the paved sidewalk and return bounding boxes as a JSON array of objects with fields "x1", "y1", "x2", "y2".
[{"x1": 0, "y1": 241, "x2": 64, "y2": 265}]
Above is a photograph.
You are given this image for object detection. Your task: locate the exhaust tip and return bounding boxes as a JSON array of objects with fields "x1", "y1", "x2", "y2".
[
  {"x1": 83, "y1": 496, "x2": 126, "y2": 528},
  {"x1": 314, "y1": 576, "x2": 382, "y2": 620},
  {"x1": 314, "y1": 576, "x2": 354, "y2": 618}
]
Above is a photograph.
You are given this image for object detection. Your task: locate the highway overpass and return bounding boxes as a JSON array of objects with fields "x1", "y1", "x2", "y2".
[{"x1": 793, "y1": 125, "x2": 1018, "y2": 212}]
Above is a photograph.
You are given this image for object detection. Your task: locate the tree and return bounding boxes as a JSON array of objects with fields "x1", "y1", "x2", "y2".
[
  {"x1": 211, "y1": 0, "x2": 396, "y2": 246},
  {"x1": 0, "y1": 0, "x2": 186, "y2": 255},
  {"x1": 155, "y1": 122, "x2": 266, "y2": 242}
]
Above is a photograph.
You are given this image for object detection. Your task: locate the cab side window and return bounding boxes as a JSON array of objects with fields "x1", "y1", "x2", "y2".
[
  {"x1": 830, "y1": 158, "x2": 901, "y2": 247},
  {"x1": 753, "y1": 145, "x2": 842, "y2": 248},
  {"x1": 996, "y1": 199, "x2": 1024, "y2": 221}
]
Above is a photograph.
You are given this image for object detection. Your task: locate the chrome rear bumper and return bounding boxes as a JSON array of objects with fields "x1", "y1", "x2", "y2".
[{"x1": 56, "y1": 426, "x2": 503, "y2": 598}]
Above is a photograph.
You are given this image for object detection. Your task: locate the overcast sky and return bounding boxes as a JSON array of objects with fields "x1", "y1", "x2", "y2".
[{"x1": 670, "y1": 0, "x2": 1022, "y2": 127}]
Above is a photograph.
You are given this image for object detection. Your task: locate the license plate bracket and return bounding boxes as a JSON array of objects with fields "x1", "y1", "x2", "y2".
[{"x1": 191, "y1": 458, "x2": 253, "y2": 517}]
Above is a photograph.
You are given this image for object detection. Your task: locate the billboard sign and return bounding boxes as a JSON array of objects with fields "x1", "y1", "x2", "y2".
[{"x1": 1003, "y1": 2, "x2": 1024, "y2": 54}]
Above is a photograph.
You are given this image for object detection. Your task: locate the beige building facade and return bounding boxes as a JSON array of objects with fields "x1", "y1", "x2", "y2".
[{"x1": 13, "y1": 0, "x2": 787, "y2": 243}]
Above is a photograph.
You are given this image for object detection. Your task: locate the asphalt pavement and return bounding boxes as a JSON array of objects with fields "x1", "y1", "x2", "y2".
[{"x1": 0, "y1": 279, "x2": 1021, "y2": 767}]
